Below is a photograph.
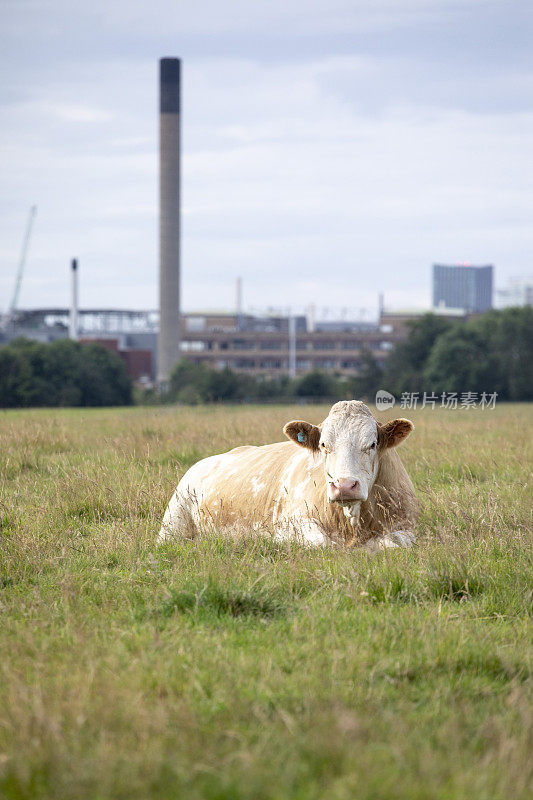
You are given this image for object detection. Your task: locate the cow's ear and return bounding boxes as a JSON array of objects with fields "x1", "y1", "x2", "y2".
[
  {"x1": 378, "y1": 418, "x2": 414, "y2": 449},
  {"x1": 283, "y1": 420, "x2": 321, "y2": 451}
]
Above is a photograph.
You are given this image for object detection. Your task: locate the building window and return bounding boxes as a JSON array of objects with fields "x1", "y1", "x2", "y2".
[
  {"x1": 180, "y1": 340, "x2": 206, "y2": 352},
  {"x1": 186, "y1": 316, "x2": 206, "y2": 332}
]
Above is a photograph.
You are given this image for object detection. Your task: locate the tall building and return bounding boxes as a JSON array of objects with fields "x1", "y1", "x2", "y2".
[{"x1": 432, "y1": 264, "x2": 493, "y2": 313}]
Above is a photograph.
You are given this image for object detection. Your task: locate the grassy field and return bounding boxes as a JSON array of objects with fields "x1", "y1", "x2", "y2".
[{"x1": 0, "y1": 403, "x2": 531, "y2": 800}]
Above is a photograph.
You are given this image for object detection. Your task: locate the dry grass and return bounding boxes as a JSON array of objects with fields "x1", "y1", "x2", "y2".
[{"x1": 0, "y1": 403, "x2": 532, "y2": 799}]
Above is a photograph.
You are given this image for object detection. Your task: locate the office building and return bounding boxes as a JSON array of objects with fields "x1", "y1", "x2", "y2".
[{"x1": 432, "y1": 264, "x2": 493, "y2": 313}]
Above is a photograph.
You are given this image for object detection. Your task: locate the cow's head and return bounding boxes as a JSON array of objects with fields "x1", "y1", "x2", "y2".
[{"x1": 283, "y1": 400, "x2": 413, "y2": 518}]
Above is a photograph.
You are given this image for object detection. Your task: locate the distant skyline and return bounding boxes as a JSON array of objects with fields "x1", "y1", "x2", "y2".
[{"x1": 1, "y1": 0, "x2": 532, "y2": 313}]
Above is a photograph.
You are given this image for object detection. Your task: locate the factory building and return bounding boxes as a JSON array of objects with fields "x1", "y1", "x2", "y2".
[
  {"x1": 178, "y1": 312, "x2": 389, "y2": 375},
  {"x1": 0, "y1": 306, "x2": 466, "y2": 385}
]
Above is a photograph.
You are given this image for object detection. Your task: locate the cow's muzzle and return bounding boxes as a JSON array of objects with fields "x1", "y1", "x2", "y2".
[{"x1": 328, "y1": 478, "x2": 367, "y2": 503}]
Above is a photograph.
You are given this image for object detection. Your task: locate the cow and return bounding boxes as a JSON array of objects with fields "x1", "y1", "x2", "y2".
[{"x1": 158, "y1": 400, "x2": 418, "y2": 552}]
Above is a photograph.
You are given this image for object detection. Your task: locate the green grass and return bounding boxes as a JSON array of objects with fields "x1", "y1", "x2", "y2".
[{"x1": 0, "y1": 404, "x2": 531, "y2": 799}]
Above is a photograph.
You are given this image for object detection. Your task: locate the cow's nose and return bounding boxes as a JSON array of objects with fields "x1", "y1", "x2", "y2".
[{"x1": 329, "y1": 478, "x2": 360, "y2": 501}]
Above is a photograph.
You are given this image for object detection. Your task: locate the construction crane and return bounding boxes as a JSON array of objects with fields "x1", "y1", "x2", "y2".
[{"x1": 7, "y1": 205, "x2": 37, "y2": 319}]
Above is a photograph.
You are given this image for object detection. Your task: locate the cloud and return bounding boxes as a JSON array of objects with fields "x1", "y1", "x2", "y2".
[{"x1": 47, "y1": 103, "x2": 112, "y2": 123}]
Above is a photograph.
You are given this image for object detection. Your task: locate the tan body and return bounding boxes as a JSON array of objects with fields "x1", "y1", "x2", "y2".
[{"x1": 159, "y1": 402, "x2": 418, "y2": 551}]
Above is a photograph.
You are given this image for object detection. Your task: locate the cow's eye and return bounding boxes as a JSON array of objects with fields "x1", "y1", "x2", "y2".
[{"x1": 370, "y1": 442, "x2": 377, "y2": 450}]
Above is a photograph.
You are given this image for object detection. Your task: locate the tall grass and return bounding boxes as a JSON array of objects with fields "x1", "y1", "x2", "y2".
[{"x1": 0, "y1": 403, "x2": 531, "y2": 799}]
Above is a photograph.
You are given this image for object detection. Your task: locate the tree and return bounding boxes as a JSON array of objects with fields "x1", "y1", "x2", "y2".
[
  {"x1": 295, "y1": 370, "x2": 333, "y2": 398},
  {"x1": 169, "y1": 360, "x2": 292, "y2": 403},
  {"x1": 6, "y1": 338, "x2": 51, "y2": 406},
  {"x1": 424, "y1": 307, "x2": 533, "y2": 400},
  {"x1": 0, "y1": 347, "x2": 29, "y2": 407},
  {"x1": 424, "y1": 327, "x2": 491, "y2": 394},
  {"x1": 0, "y1": 338, "x2": 132, "y2": 407},
  {"x1": 43, "y1": 339, "x2": 84, "y2": 405},
  {"x1": 384, "y1": 314, "x2": 456, "y2": 395},
  {"x1": 78, "y1": 343, "x2": 132, "y2": 406},
  {"x1": 205, "y1": 366, "x2": 242, "y2": 401},
  {"x1": 472, "y1": 307, "x2": 533, "y2": 400},
  {"x1": 169, "y1": 360, "x2": 212, "y2": 402},
  {"x1": 353, "y1": 349, "x2": 383, "y2": 401}
]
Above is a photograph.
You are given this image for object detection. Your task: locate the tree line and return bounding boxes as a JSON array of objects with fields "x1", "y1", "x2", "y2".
[
  {"x1": 161, "y1": 348, "x2": 382, "y2": 404},
  {"x1": 0, "y1": 338, "x2": 132, "y2": 407},
  {"x1": 383, "y1": 306, "x2": 532, "y2": 401}
]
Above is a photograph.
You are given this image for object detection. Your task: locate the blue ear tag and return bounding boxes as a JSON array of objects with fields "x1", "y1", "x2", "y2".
[{"x1": 297, "y1": 431, "x2": 307, "y2": 443}]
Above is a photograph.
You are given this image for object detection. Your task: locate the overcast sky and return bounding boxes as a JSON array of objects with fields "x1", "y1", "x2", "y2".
[{"x1": 1, "y1": 0, "x2": 532, "y2": 316}]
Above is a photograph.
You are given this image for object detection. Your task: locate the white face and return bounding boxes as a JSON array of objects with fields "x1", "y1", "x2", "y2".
[
  {"x1": 319, "y1": 402, "x2": 379, "y2": 506},
  {"x1": 283, "y1": 400, "x2": 413, "y2": 519}
]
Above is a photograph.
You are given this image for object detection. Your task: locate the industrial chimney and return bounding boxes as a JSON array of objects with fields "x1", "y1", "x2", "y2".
[
  {"x1": 69, "y1": 258, "x2": 79, "y2": 340},
  {"x1": 157, "y1": 57, "x2": 181, "y2": 386}
]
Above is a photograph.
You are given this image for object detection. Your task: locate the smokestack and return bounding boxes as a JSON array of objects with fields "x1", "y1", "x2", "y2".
[
  {"x1": 157, "y1": 57, "x2": 181, "y2": 386},
  {"x1": 69, "y1": 258, "x2": 78, "y2": 340},
  {"x1": 235, "y1": 276, "x2": 243, "y2": 330},
  {"x1": 235, "y1": 277, "x2": 243, "y2": 315}
]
